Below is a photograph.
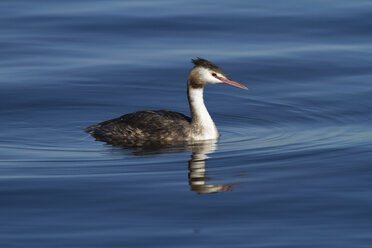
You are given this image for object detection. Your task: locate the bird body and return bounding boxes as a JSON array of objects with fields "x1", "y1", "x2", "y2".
[
  {"x1": 86, "y1": 110, "x2": 191, "y2": 146},
  {"x1": 86, "y1": 58, "x2": 247, "y2": 146}
]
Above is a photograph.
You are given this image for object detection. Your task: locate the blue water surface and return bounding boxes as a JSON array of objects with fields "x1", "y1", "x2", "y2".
[{"x1": 1, "y1": 0, "x2": 372, "y2": 247}]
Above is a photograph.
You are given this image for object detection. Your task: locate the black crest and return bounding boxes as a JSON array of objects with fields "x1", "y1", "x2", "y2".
[{"x1": 191, "y1": 57, "x2": 224, "y2": 74}]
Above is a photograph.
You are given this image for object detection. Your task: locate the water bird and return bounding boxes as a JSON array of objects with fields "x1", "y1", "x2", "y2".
[{"x1": 86, "y1": 58, "x2": 247, "y2": 146}]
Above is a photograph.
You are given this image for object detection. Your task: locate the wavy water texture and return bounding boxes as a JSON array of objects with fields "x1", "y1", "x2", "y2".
[{"x1": 1, "y1": 0, "x2": 372, "y2": 247}]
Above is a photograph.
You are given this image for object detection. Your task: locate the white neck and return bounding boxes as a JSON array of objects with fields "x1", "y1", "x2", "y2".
[{"x1": 187, "y1": 86, "x2": 219, "y2": 140}]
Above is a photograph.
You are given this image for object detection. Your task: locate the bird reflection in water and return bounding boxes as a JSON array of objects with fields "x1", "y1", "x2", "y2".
[
  {"x1": 187, "y1": 140, "x2": 234, "y2": 194},
  {"x1": 108, "y1": 140, "x2": 237, "y2": 194}
]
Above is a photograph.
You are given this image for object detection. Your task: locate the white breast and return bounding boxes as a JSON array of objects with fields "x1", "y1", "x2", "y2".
[{"x1": 188, "y1": 88, "x2": 220, "y2": 141}]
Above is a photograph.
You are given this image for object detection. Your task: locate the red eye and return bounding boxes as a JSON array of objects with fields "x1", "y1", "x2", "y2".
[{"x1": 211, "y1": 73, "x2": 217, "y2": 77}]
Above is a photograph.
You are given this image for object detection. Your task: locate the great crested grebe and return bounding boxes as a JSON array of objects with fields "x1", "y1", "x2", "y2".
[{"x1": 86, "y1": 58, "x2": 247, "y2": 146}]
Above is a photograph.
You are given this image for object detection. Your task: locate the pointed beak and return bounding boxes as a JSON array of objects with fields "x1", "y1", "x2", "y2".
[{"x1": 220, "y1": 77, "x2": 248, "y2": 90}]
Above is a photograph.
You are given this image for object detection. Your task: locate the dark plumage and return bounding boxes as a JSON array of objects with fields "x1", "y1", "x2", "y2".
[
  {"x1": 86, "y1": 110, "x2": 191, "y2": 146},
  {"x1": 191, "y1": 58, "x2": 224, "y2": 75}
]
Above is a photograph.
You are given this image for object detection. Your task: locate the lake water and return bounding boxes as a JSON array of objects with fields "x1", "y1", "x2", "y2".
[{"x1": 1, "y1": 0, "x2": 372, "y2": 247}]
